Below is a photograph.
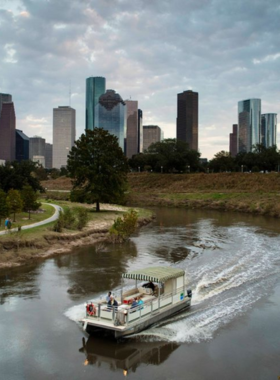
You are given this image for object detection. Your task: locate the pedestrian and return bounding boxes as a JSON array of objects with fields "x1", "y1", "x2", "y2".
[
  {"x1": 4, "y1": 217, "x2": 9, "y2": 230},
  {"x1": 7, "y1": 218, "x2": 12, "y2": 230}
]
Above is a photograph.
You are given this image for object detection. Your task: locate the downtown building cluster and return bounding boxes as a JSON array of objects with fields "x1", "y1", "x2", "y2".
[{"x1": 230, "y1": 98, "x2": 277, "y2": 156}]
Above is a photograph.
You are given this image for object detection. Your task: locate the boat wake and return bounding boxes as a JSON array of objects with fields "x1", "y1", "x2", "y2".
[{"x1": 65, "y1": 224, "x2": 280, "y2": 344}]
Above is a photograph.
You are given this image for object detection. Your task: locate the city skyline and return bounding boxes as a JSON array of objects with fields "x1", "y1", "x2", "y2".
[{"x1": 1, "y1": 0, "x2": 280, "y2": 159}]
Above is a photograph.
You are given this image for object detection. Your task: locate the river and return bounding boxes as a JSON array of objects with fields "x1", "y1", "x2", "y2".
[{"x1": 0, "y1": 208, "x2": 279, "y2": 380}]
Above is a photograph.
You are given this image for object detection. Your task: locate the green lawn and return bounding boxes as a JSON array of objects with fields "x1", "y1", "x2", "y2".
[{"x1": 0, "y1": 204, "x2": 55, "y2": 232}]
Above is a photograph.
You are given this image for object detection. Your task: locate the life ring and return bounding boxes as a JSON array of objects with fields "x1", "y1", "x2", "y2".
[{"x1": 86, "y1": 303, "x2": 96, "y2": 316}]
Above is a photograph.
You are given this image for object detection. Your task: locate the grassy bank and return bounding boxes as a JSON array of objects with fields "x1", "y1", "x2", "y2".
[
  {"x1": 125, "y1": 172, "x2": 280, "y2": 218},
  {"x1": 0, "y1": 202, "x2": 153, "y2": 270}
]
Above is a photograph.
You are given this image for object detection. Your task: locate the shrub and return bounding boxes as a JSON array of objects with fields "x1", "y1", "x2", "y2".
[
  {"x1": 53, "y1": 211, "x2": 64, "y2": 232},
  {"x1": 75, "y1": 207, "x2": 89, "y2": 230},
  {"x1": 109, "y1": 209, "x2": 138, "y2": 243},
  {"x1": 63, "y1": 208, "x2": 76, "y2": 229}
]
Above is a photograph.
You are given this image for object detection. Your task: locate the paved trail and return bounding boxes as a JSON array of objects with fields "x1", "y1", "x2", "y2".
[{"x1": 0, "y1": 203, "x2": 62, "y2": 236}]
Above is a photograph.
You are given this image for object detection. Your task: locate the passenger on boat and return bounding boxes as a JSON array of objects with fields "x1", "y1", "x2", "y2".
[
  {"x1": 143, "y1": 281, "x2": 155, "y2": 292},
  {"x1": 106, "y1": 291, "x2": 112, "y2": 302},
  {"x1": 137, "y1": 296, "x2": 144, "y2": 309},
  {"x1": 131, "y1": 298, "x2": 138, "y2": 309},
  {"x1": 107, "y1": 296, "x2": 118, "y2": 310}
]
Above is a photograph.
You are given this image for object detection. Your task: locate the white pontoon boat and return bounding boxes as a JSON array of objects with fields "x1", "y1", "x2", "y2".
[{"x1": 81, "y1": 266, "x2": 192, "y2": 339}]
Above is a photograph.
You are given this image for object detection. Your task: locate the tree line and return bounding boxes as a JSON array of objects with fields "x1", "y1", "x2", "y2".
[{"x1": 0, "y1": 161, "x2": 43, "y2": 226}]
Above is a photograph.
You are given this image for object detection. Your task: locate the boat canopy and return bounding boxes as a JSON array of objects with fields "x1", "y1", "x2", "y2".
[{"x1": 121, "y1": 267, "x2": 185, "y2": 283}]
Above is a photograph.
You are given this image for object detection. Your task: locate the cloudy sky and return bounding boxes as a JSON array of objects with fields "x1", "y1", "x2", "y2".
[{"x1": 1, "y1": 0, "x2": 280, "y2": 159}]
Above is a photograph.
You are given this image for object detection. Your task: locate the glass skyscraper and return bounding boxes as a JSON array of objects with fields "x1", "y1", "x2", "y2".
[
  {"x1": 238, "y1": 99, "x2": 261, "y2": 153},
  {"x1": 261, "y1": 113, "x2": 277, "y2": 148},
  {"x1": 95, "y1": 90, "x2": 127, "y2": 151},
  {"x1": 86, "y1": 76, "x2": 106, "y2": 131}
]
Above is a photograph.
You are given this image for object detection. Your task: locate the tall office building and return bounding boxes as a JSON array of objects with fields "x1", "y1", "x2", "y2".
[
  {"x1": 229, "y1": 124, "x2": 238, "y2": 157},
  {"x1": 86, "y1": 76, "x2": 106, "y2": 131},
  {"x1": 238, "y1": 99, "x2": 261, "y2": 153},
  {"x1": 16, "y1": 129, "x2": 29, "y2": 161},
  {"x1": 95, "y1": 90, "x2": 126, "y2": 151},
  {"x1": 138, "y1": 109, "x2": 143, "y2": 153},
  {"x1": 176, "y1": 90, "x2": 198, "y2": 150},
  {"x1": 29, "y1": 136, "x2": 45, "y2": 160},
  {"x1": 0, "y1": 99, "x2": 16, "y2": 162},
  {"x1": 125, "y1": 100, "x2": 139, "y2": 158},
  {"x1": 0, "y1": 93, "x2": 12, "y2": 116},
  {"x1": 143, "y1": 125, "x2": 161, "y2": 151},
  {"x1": 53, "y1": 106, "x2": 76, "y2": 169},
  {"x1": 261, "y1": 114, "x2": 277, "y2": 148},
  {"x1": 45, "y1": 143, "x2": 53, "y2": 169}
]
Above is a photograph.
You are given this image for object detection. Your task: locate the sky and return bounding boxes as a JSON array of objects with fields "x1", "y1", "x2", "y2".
[{"x1": 1, "y1": 0, "x2": 280, "y2": 159}]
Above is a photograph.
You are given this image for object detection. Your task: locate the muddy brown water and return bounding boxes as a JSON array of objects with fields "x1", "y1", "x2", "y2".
[{"x1": 0, "y1": 208, "x2": 280, "y2": 380}]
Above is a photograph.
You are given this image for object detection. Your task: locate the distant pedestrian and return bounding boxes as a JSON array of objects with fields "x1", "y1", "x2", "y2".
[
  {"x1": 7, "y1": 218, "x2": 12, "y2": 230},
  {"x1": 4, "y1": 218, "x2": 9, "y2": 230}
]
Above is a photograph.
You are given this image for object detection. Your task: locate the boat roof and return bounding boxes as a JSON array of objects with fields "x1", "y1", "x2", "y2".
[{"x1": 121, "y1": 267, "x2": 185, "y2": 283}]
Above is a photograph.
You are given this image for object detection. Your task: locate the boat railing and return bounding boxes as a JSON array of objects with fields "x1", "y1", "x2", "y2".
[{"x1": 87, "y1": 285, "x2": 188, "y2": 325}]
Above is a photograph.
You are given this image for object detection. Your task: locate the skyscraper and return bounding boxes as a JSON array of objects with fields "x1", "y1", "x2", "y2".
[
  {"x1": 86, "y1": 76, "x2": 106, "y2": 131},
  {"x1": 261, "y1": 114, "x2": 277, "y2": 148},
  {"x1": 143, "y1": 125, "x2": 161, "y2": 151},
  {"x1": 53, "y1": 106, "x2": 76, "y2": 169},
  {"x1": 95, "y1": 90, "x2": 126, "y2": 151},
  {"x1": 238, "y1": 99, "x2": 261, "y2": 153},
  {"x1": 29, "y1": 136, "x2": 45, "y2": 160},
  {"x1": 125, "y1": 100, "x2": 139, "y2": 158},
  {"x1": 138, "y1": 109, "x2": 143, "y2": 153},
  {"x1": 229, "y1": 124, "x2": 238, "y2": 157},
  {"x1": 45, "y1": 143, "x2": 53, "y2": 169},
  {"x1": 16, "y1": 129, "x2": 29, "y2": 161},
  {"x1": 176, "y1": 90, "x2": 198, "y2": 151},
  {"x1": 0, "y1": 98, "x2": 16, "y2": 162}
]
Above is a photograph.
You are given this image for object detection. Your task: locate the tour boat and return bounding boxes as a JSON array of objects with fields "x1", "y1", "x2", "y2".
[{"x1": 81, "y1": 266, "x2": 192, "y2": 339}]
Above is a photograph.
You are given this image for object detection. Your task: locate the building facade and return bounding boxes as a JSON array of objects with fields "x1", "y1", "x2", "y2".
[
  {"x1": 143, "y1": 125, "x2": 161, "y2": 151},
  {"x1": 138, "y1": 109, "x2": 143, "y2": 154},
  {"x1": 125, "y1": 100, "x2": 139, "y2": 158},
  {"x1": 0, "y1": 93, "x2": 12, "y2": 116},
  {"x1": 53, "y1": 106, "x2": 76, "y2": 169},
  {"x1": 0, "y1": 101, "x2": 16, "y2": 162},
  {"x1": 95, "y1": 90, "x2": 126, "y2": 151},
  {"x1": 86, "y1": 76, "x2": 106, "y2": 131},
  {"x1": 29, "y1": 136, "x2": 46, "y2": 163},
  {"x1": 45, "y1": 143, "x2": 53, "y2": 169},
  {"x1": 16, "y1": 129, "x2": 29, "y2": 161},
  {"x1": 261, "y1": 114, "x2": 277, "y2": 148},
  {"x1": 229, "y1": 124, "x2": 238, "y2": 157},
  {"x1": 176, "y1": 90, "x2": 198, "y2": 151},
  {"x1": 238, "y1": 99, "x2": 261, "y2": 153}
]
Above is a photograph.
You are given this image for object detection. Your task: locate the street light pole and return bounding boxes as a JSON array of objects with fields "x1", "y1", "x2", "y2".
[
  {"x1": 161, "y1": 166, "x2": 163, "y2": 173},
  {"x1": 138, "y1": 166, "x2": 140, "y2": 173},
  {"x1": 241, "y1": 165, "x2": 244, "y2": 173}
]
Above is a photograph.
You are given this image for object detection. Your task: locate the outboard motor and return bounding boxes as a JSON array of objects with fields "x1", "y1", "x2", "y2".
[{"x1": 187, "y1": 289, "x2": 192, "y2": 298}]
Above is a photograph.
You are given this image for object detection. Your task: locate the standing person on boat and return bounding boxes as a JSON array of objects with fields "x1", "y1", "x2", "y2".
[
  {"x1": 106, "y1": 291, "x2": 112, "y2": 302},
  {"x1": 107, "y1": 296, "x2": 118, "y2": 310}
]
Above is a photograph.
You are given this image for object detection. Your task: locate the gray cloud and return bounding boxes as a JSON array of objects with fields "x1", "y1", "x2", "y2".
[{"x1": 0, "y1": 0, "x2": 280, "y2": 158}]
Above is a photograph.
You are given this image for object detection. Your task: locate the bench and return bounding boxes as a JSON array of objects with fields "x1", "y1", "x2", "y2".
[{"x1": 123, "y1": 292, "x2": 142, "y2": 304}]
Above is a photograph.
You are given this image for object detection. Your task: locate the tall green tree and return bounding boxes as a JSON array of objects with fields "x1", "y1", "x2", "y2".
[
  {"x1": 0, "y1": 189, "x2": 9, "y2": 227},
  {"x1": 209, "y1": 151, "x2": 236, "y2": 172},
  {"x1": 21, "y1": 185, "x2": 41, "y2": 219},
  {"x1": 67, "y1": 128, "x2": 129, "y2": 211},
  {"x1": 6, "y1": 189, "x2": 23, "y2": 222}
]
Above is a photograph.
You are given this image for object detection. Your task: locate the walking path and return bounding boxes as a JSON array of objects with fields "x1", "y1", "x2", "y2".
[{"x1": 0, "y1": 203, "x2": 62, "y2": 236}]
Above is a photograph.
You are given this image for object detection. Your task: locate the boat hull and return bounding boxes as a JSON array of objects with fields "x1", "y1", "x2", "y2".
[{"x1": 83, "y1": 296, "x2": 191, "y2": 339}]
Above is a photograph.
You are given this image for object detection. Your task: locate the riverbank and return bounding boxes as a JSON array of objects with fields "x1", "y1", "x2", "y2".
[
  {"x1": 126, "y1": 172, "x2": 280, "y2": 218},
  {"x1": 0, "y1": 202, "x2": 154, "y2": 271}
]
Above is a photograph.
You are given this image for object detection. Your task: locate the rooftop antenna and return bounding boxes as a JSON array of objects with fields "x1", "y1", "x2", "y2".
[{"x1": 69, "y1": 80, "x2": 72, "y2": 107}]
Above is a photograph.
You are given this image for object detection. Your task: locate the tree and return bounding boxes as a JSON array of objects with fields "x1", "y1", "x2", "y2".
[
  {"x1": 0, "y1": 160, "x2": 44, "y2": 192},
  {"x1": 6, "y1": 189, "x2": 23, "y2": 222},
  {"x1": 209, "y1": 151, "x2": 235, "y2": 172},
  {"x1": 21, "y1": 185, "x2": 41, "y2": 219},
  {"x1": 0, "y1": 190, "x2": 9, "y2": 227},
  {"x1": 67, "y1": 128, "x2": 129, "y2": 211}
]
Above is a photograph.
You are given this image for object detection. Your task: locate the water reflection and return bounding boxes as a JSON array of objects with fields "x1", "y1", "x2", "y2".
[
  {"x1": 79, "y1": 336, "x2": 179, "y2": 375},
  {"x1": 0, "y1": 265, "x2": 41, "y2": 305},
  {"x1": 54, "y1": 240, "x2": 138, "y2": 300}
]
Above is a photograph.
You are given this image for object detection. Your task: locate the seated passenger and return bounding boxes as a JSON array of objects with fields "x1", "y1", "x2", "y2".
[
  {"x1": 137, "y1": 296, "x2": 144, "y2": 309},
  {"x1": 107, "y1": 296, "x2": 118, "y2": 310},
  {"x1": 143, "y1": 281, "x2": 155, "y2": 292},
  {"x1": 131, "y1": 298, "x2": 138, "y2": 309}
]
